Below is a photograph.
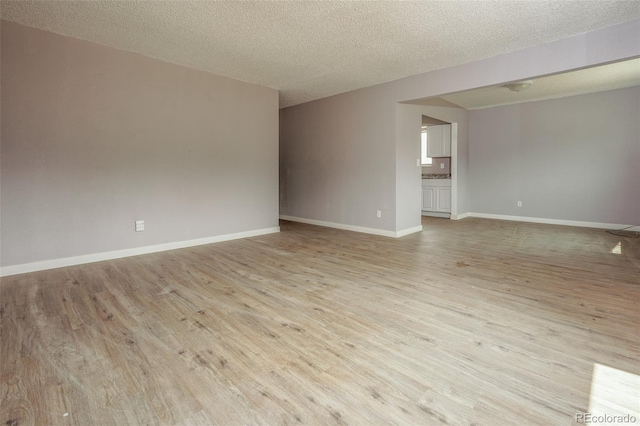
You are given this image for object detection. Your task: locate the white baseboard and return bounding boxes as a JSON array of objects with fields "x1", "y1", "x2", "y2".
[
  {"x1": 452, "y1": 212, "x2": 470, "y2": 220},
  {"x1": 279, "y1": 215, "x2": 422, "y2": 238},
  {"x1": 464, "y1": 212, "x2": 637, "y2": 231},
  {"x1": 396, "y1": 225, "x2": 424, "y2": 238},
  {"x1": 0, "y1": 226, "x2": 280, "y2": 278}
]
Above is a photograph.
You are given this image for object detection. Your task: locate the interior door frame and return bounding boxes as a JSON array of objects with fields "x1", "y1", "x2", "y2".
[{"x1": 450, "y1": 122, "x2": 458, "y2": 219}]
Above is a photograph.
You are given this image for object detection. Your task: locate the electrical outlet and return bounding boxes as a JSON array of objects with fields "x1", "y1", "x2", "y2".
[
  {"x1": 135, "y1": 220, "x2": 145, "y2": 232},
  {"x1": 376, "y1": 210, "x2": 382, "y2": 218},
  {"x1": 517, "y1": 201, "x2": 522, "y2": 207},
  {"x1": 440, "y1": 163, "x2": 445, "y2": 169}
]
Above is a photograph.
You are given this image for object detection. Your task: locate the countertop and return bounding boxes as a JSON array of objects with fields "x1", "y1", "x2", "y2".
[{"x1": 422, "y1": 173, "x2": 451, "y2": 179}]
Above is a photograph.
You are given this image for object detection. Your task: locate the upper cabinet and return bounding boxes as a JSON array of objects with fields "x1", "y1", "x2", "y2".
[{"x1": 426, "y1": 124, "x2": 451, "y2": 158}]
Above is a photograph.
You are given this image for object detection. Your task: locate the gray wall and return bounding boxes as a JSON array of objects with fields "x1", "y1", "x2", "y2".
[
  {"x1": 279, "y1": 92, "x2": 397, "y2": 230},
  {"x1": 280, "y1": 19, "x2": 640, "y2": 233},
  {"x1": 1, "y1": 21, "x2": 279, "y2": 267},
  {"x1": 468, "y1": 87, "x2": 640, "y2": 225},
  {"x1": 395, "y1": 104, "x2": 422, "y2": 231}
]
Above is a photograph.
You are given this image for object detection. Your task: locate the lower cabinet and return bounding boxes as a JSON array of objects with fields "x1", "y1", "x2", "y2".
[
  {"x1": 435, "y1": 187, "x2": 451, "y2": 213},
  {"x1": 422, "y1": 187, "x2": 435, "y2": 211},
  {"x1": 422, "y1": 179, "x2": 451, "y2": 216}
]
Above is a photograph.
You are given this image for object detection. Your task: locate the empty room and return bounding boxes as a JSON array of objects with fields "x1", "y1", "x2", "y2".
[{"x1": 1, "y1": 2, "x2": 639, "y2": 425}]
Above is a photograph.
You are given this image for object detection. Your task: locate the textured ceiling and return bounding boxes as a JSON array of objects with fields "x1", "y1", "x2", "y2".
[
  {"x1": 425, "y1": 58, "x2": 640, "y2": 109},
  {"x1": 1, "y1": 1, "x2": 640, "y2": 108}
]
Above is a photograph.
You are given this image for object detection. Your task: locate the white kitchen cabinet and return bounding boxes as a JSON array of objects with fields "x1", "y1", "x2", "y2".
[
  {"x1": 426, "y1": 124, "x2": 451, "y2": 158},
  {"x1": 422, "y1": 187, "x2": 435, "y2": 211},
  {"x1": 435, "y1": 187, "x2": 451, "y2": 213},
  {"x1": 422, "y1": 178, "x2": 451, "y2": 217}
]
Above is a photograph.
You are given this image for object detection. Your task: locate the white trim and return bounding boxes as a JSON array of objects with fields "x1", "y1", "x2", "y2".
[
  {"x1": 452, "y1": 212, "x2": 470, "y2": 220},
  {"x1": 450, "y1": 122, "x2": 458, "y2": 219},
  {"x1": 280, "y1": 215, "x2": 421, "y2": 238},
  {"x1": 464, "y1": 213, "x2": 637, "y2": 230},
  {"x1": 422, "y1": 212, "x2": 450, "y2": 218},
  {"x1": 396, "y1": 225, "x2": 423, "y2": 237},
  {"x1": 0, "y1": 227, "x2": 280, "y2": 277}
]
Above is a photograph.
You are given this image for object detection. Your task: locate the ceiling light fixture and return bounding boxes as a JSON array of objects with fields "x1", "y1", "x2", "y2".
[{"x1": 505, "y1": 80, "x2": 534, "y2": 92}]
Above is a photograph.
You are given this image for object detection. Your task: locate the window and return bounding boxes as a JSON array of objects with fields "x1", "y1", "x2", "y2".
[{"x1": 421, "y1": 128, "x2": 432, "y2": 165}]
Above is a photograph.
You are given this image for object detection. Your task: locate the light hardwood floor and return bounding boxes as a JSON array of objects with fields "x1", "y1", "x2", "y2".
[{"x1": 1, "y1": 218, "x2": 639, "y2": 425}]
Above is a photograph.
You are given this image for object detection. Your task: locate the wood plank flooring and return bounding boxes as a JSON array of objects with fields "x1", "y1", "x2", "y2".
[{"x1": 1, "y1": 217, "x2": 639, "y2": 425}]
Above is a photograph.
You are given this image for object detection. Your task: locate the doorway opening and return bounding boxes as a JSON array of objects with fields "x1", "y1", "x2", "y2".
[{"x1": 421, "y1": 115, "x2": 457, "y2": 219}]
